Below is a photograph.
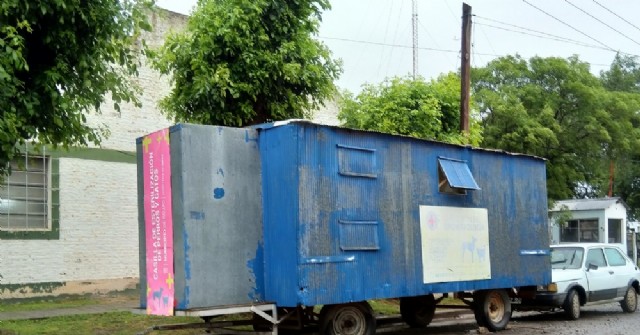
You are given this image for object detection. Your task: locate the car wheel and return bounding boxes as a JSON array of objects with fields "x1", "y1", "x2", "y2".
[
  {"x1": 620, "y1": 286, "x2": 638, "y2": 313},
  {"x1": 563, "y1": 289, "x2": 580, "y2": 320}
]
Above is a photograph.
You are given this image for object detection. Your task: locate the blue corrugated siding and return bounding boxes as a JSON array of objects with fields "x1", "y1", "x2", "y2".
[
  {"x1": 260, "y1": 123, "x2": 551, "y2": 307},
  {"x1": 259, "y1": 125, "x2": 301, "y2": 306}
]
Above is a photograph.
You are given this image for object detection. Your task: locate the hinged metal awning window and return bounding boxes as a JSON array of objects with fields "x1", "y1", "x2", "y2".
[{"x1": 438, "y1": 157, "x2": 480, "y2": 190}]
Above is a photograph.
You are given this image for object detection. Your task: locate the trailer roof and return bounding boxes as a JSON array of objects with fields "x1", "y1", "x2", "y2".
[{"x1": 253, "y1": 119, "x2": 546, "y2": 161}]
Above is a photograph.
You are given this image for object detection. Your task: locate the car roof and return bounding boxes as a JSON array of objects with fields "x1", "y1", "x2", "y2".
[{"x1": 551, "y1": 243, "x2": 624, "y2": 249}]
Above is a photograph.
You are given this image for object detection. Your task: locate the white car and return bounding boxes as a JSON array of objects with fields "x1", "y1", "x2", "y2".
[{"x1": 529, "y1": 243, "x2": 640, "y2": 320}]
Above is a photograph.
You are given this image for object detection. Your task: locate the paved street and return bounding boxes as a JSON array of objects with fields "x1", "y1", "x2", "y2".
[{"x1": 378, "y1": 303, "x2": 639, "y2": 334}]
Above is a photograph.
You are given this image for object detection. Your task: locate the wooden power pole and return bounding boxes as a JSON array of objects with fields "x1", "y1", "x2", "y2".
[{"x1": 460, "y1": 3, "x2": 472, "y2": 134}]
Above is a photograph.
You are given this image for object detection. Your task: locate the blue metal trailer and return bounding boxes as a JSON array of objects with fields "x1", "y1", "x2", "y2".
[{"x1": 137, "y1": 121, "x2": 551, "y2": 334}]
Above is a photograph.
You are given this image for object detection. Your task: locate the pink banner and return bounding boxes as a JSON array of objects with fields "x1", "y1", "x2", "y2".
[{"x1": 142, "y1": 128, "x2": 174, "y2": 316}]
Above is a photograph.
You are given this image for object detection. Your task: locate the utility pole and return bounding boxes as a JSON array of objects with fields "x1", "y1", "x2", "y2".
[
  {"x1": 460, "y1": 3, "x2": 472, "y2": 134},
  {"x1": 412, "y1": 0, "x2": 418, "y2": 79},
  {"x1": 608, "y1": 160, "x2": 615, "y2": 197}
]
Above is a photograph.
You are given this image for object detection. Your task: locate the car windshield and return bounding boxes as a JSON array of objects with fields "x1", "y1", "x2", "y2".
[{"x1": 550, "y1": 247, "x2": 584, "y2": 269}]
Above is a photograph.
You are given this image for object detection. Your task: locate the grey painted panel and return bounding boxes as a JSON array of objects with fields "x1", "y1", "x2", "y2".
[
  {"x1": 171, "y1": 124, "x2": 263, "y2": 309},
  {"x1": 138, "y1": 124, "x2": 263, "y2": 310}
]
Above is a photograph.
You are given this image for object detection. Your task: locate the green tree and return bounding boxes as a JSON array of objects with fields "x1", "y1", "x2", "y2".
[
  {"x1": 601, "y1": 53, "x2": 640, "y2": 93},
  {"x1": 600, "y1": 54, "x2": 640, "y2": 219},
  {"x1": 0, "y1": 0, "x2": 153, "y2": 174},
  {"x1": 338, "y1": 73, "x2": 482, "y2": 145},
  {"x1": 473, "y1": 55, "x2": 640, "y2": 203},
  {"x1": 153, "y1": 0, "x2": 342, "y2": 127}
]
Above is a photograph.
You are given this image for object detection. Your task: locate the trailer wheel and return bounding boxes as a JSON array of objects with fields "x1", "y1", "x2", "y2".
[
  {"x1": 320, "y1": 302, "x2": 376, "y2": 335},
  {"x1": 473, "y1": 290, "x2": 511, "y2": 332},
  {"x1": 400, "y1": 294, "x2": 436, "y2": 328}
]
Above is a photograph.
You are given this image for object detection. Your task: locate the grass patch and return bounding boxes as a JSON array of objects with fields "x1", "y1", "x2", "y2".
[
  {"x1": 0, "y1": 296, "x2": 103, "y2": 313},
  {"x1": 0, "y1": 289, "x2": 140, "y2": 313},
  {"x1": 369, "y1": 299, "x2": 400, "y2": 315},
  {"x1": 0, "y1": 312, "x2": 204, "y2": 335},
  {"x1": 0, "y1": 291, "x2": 466, "y2": 334}
]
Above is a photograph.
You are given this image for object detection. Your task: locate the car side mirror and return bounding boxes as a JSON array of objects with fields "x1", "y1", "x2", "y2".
[{"x1": 587, "y1": 263, "x2": 598, "y2": 271}]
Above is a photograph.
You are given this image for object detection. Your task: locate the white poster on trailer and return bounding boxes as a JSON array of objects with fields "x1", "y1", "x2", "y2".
[{"x1": 419, "y1": 206, "x2": 491, "y2": 283}]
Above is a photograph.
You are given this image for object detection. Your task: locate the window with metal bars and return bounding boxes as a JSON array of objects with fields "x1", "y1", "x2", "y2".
[
  {"x1": 0, "y1": 153, "x2": 50, "y2": 231},
  {"x1": 560, "y1": 219, "x2": 599, "y2": 243}
]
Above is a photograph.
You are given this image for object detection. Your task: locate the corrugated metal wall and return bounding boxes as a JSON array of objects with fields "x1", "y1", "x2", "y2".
[{"x1": 260, "y1": 122, "x2": 550, "y2": 307}]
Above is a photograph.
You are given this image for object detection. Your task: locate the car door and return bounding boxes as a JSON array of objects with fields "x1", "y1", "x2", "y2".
[
  {"x1": 604, "y1": 246, "x2": 633, "y2": 298},
  {"x1": 584, "y1": 247, "x2": 617, "y2": 301}
]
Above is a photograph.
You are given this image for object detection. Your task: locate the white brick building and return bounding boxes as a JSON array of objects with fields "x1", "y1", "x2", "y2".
[{"x1": 0, "y1": 8, "x2": 339, "y2": 298}]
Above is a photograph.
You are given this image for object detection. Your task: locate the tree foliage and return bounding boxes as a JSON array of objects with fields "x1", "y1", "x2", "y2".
[
  {"x1": 600, "y1": 54, "x2": 640, "y2": 219},
  {"x1": 601, "y1": 53, "x2": 640, "y2": 93},
  {"x1": 338, "y1": 74, "x2": 482, "y2": 145},
  {"x1": 473, "y1": 55, "x2": 640, "y2": 204},
  {"x1": 153, "y1": 0, "x2": 342, "y2": 127},
  {"x1": 0, "y1": 0, "x2": 152, "y2": 174}
]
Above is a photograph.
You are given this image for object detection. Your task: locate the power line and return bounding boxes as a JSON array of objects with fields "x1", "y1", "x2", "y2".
[
  {"x1": 318, "y1": 36, "x2": 503, "y2": 57},
  {"x1": 522, "y1": 0, "x2": 613, "y2": 51},
  {"x1": 318, "y1": 36, "x2": 612, "y2": 68},
  {"x1": 475, "y1": 16, "x2": 640, "y2": 58},
  {"x1": 475, "y1": 15, "x2": 598, "y2": 47},
  {"x1": 376, "y1": 1, "x2": 397, "y2": 80},
  {"x1": 475, "y1": 22, "x2": 607, "y2": 51},
  {"x1": 441, "y1": 0, "x2": 458, "y2": 21},
  {"x1": 564, "y1": 0, "x2": 640, "y2": 47},
  {"x1": 386, "y1": 0, "x2": 408, "y2": 79},
  {"x1": 476, "y1": 22, "x2": 498, "y2": 56},
  {"x1": 472, "y1": 20, "x2": 484, "y2": 67},
  {"x1": 592, "y1": 0, "x2": 640, "y2": 33},
  {"x1": 417, "y1": 18, "x2": 458, "y2": 69}
]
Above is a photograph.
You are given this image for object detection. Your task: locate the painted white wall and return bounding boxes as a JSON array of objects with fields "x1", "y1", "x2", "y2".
[
  {"x1": 58, "y1": 158, "x2": 139, "y2": 280},
  {"x1": 0, "y1": 159, "x2": 139, "y2": 291},
  {"x1": 550, "y1": 203, "x2": 627, "y2": 251},
  {"x1": 85, "y1": 10, "x2": 187, "y2": 151}
]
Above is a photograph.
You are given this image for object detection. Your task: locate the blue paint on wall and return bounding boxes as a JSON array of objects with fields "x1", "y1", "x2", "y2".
[
  {"x1": 179, "y1": 226, "x2": 192, "y2": 309},
  {"x1": 247, "y1": 243, "x2": 265, "y2": 301},
  {"x1": 213, "y1": 188, "x2": 225, "y2": 199},
  {"x1": 189, "y1": 211, "x2": 205, "y2": 220},
  {"x1": 183, "y1": 231, "x2": 191, "y2": 280},
  {"x1": 259, "y1": 122, "x2": 551, "y2": 307}
]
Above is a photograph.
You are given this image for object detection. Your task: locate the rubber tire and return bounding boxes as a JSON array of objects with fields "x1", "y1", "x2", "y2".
[
  {"x1": 563, "y1": 289, "x2": 581, "y2": 320},
  {"x1": 399, "y1": 294, "x2": 436, "y2": 328},
  {"x1": 620, "y1": 286, "x2": 638, "y2": 313},
  {"x1": 473, "y1": 290, "x2": 512, "y2": 332},
  {"x1": 252, "y1": 311, "x2": 274, "y2": 332},
  {"x1": 320, "y1": 302, "x2": 376, "y2": 335}
]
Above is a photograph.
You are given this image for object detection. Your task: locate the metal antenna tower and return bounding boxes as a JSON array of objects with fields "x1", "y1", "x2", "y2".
[{"x1": 412, "y1": 0, "x2": 418, "y2": 79}]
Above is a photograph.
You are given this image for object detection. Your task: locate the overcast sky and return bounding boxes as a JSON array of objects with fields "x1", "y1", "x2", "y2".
[{"x1": 155, "y1": 0, "x2": 640, "y2": 93}]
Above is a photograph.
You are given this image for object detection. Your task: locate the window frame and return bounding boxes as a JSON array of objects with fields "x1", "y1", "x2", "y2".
[
  {"x1": 437, "y1": 157, "x2": 480, "y2": 195},
  {"x1": 560, "y1": 218, "x2": 600, "y2": 243},
  {"x1": 604, "y1": 247, "x2": 627, "y2": 267},
  {"x1": 0, "y1": 153, "x2": 59, "y2": 240},
  {"x1": 586, "y1": 248, "x2": 607, "y2": 268}
]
